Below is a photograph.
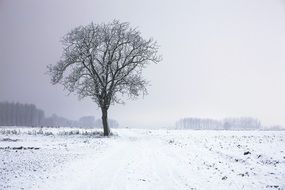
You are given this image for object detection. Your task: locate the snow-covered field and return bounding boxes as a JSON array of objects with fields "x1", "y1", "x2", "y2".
[{"x1": 0, "y1": 127, "x2": 284, "y2": 190}]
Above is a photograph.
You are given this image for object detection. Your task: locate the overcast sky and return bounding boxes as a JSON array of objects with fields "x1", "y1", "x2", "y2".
[{"x1": 0, "y1": 0, "x2": 285, "y2": 128}]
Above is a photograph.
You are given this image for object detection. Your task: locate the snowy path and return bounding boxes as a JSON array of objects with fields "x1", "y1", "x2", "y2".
[{"x1": 40, "y1": 130, "x2": 197, "y2": 190}]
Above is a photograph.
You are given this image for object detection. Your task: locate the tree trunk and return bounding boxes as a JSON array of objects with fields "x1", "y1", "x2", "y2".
[{"x1": 101, "y1": 107, "x2": 110, "y2": 136}]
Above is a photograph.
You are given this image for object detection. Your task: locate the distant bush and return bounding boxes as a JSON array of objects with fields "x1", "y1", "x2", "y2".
[
  {"x1": 0, "y1": 129, "x2": 20, "y2": 135},
  {"x1": 0, "y1": 127, "x2": 105, "y2": 137}
]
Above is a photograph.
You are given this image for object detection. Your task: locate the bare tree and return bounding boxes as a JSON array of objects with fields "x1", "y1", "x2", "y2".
[{"x1": 47, "y1": 20, "x2": 161, "y2": 136}]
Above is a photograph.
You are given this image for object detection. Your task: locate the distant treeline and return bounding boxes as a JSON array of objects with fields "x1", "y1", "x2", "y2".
[
  {"x1": 175, "y1": 117, "x2": 262, "y2": 130},
  {"x1": 0, "y1": 102, "x2": 119, "y2": 128},
  {"x1": 0, "y1": 102, "x2": 44, "y2": 126}
]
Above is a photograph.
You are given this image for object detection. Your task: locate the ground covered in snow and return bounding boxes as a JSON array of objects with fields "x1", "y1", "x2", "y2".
[{"x1": 0, "y1": 127, "x2": 284, "y2": 190}]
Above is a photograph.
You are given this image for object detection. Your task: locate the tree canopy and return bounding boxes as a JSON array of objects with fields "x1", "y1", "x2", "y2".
[{"x1": 48, "y1": 20, "x2": 161, "y2": 135}]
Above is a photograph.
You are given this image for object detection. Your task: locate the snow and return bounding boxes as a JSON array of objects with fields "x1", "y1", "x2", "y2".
[{"x1": 0, "y1": 128, "x2": 285, "y2": 190}]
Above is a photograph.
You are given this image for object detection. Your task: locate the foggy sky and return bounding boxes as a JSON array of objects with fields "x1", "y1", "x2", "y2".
[{"x1": 1, "y1": 0, "x2": 285, "y2": 128}]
